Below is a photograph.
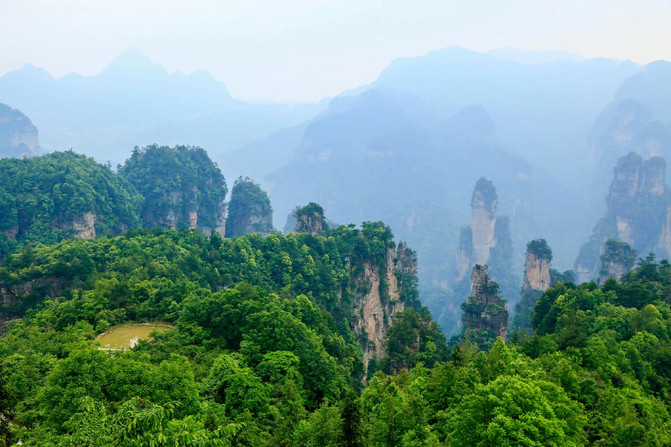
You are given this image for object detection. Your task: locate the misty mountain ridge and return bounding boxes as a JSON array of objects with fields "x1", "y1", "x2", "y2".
[
  {"x1": 0, "y1": 47, "x2": 324, "y2": 164},
  {"x1": 225, "y1": 46, "x2": 671, "y2": 337}
]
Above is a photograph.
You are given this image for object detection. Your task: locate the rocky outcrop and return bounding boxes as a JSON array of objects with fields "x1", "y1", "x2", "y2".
[
  {"x1": 599, "y1": 239, "x2": 636, "y2": 284},
  {"x1": 119, "y1": 145, "x2": 227, "y2": 235},
  {"x1": 461, "y1": 264, "x2": 509, "y2": 347},
  {"x1": 53, "y1": 212, "x2": 97, "y2": 239},
  {"x1": 352, "y1": 242, "x2": 417, "y2": 372},
  {"x1": 576, "y1": 152, "x2": 670, "y2": 283},
  {"x1": 511, "y1": 239, "x2": 553, "y2": 334},
  {"x1": 0, "y1": 152, "x2": 143, "y2": 261},
  {"x1": 225, "y1": 177, "x2": 274, "y2": 237},
  {"x1": 453, "y1": 179, "x2": 520, "y2": 313},
  {"x1": 295, "y1": 202, "x2": 325, "y2": 236},
  {"x1": 72, "y1": 212, "x2": 96, "y2": 239},
  {"x1": 522, "y1": 239, "x2": 552, "y2": 293},
  {"x1": 0, "y1": 103, "x2": 39, "y2": 157}
]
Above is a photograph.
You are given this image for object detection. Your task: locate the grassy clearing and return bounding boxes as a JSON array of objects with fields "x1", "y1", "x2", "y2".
[{"x1": 95, "y1": 323, "x2": 173, "y2": 350}]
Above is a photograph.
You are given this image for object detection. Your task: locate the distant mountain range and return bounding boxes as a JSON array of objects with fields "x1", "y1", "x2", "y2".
[{"x1": 0, "y1": 48, "x2": 323, "y2": 165}]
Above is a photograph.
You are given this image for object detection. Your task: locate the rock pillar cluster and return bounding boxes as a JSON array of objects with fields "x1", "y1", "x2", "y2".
[{"x1": 576, "y1": 153, "x2": 669, "y2": 283}]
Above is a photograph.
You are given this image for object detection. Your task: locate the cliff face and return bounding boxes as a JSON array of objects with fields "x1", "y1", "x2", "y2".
[
  {"x1": 352, "y1": 242, "x2": 417, "y2": 372},
  {"x1": 576, "y1": 153, "x2": 670, "y2": 283},
  {"x1": 470, "y1": 180, "x2": 498, "y2": 266},
  {"x1": 511, "y1": 239, "x2": 553, "y2": 334},
  {"x1": 227, "y1": 211, "x2": 273, "y2": 237},
  {"x1": 656, "y1": 205, "x2": 671, "y2": 257},
  {"x1": 199, "y1": 203, "x2": 227, "y2": 237},
  {"x1": 145, "y1": 186, "x2": 226, "y2": 235},
  {"x1": 296, "y1": 212, "x2": 323, "y2": 236},
  {"x1": 56, "y1": 212, "x2": 97, "y2": 239},
  {"x1": 1, "y1": 276, "x2": 67, "y2": 316},
  {"x1": 522, "y1": 243, "x2": 552, "y2": 293},
  {"x1": 455, "y1": 179, "x2": 499, "y2": 282},
  {"x1": 0, "y1": 103, "x2": 39, "y2": 157},
  {"x1": 523, "y1": 254, "x2": 551, "y2": 292},
  {"x1": 461, "y1": 264, "x2": 509, "y2": 347}
]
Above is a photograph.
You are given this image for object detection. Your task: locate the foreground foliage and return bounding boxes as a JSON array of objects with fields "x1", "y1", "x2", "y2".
[{"x1": 2, "y1": 229, "x2": 671, "y2": 445}]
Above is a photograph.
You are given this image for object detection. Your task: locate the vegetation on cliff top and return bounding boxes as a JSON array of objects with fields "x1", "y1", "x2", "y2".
[
  {"x1": 119, "y1": 144, "x2": 227, "y2": 230},
  {"x1": 225, "y1": 177, "x2": 273, "y2": 237},
  {"x1": 3, "y1": 146, "x2": 671, "y2": 445},
  {"x1": 527, "y1": 238, "x2": 553, "y2": 261},
  {"x1": 600, "y1": 238, "x2": 637, "y2": 267}
]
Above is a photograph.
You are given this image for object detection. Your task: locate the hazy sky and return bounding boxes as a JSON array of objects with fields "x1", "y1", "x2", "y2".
[{"x1": 1, "y1": 0, "x2": 670, "y2": 102}]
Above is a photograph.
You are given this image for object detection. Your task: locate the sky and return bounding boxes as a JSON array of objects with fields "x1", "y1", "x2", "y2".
[{"x1": 1, "y1": 0, "x2": 670, "y2": 102}]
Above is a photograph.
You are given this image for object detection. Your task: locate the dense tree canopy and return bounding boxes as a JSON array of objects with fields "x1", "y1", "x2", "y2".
[
  {"x1": 0, "y1": 224, "x2": 435, "y2": 444},
  {"x1": 0, "y1": 151, "x2": 142, "y2": 260},
  {"x1": 3, "y1": 204, "x2": 671, "y2": 444},
  {"x1": 119, "y1": 144, "x2": 227, "y2": 231},
  {"x1": 225, "y1": 177, "x2": 273, "y2": 237}
]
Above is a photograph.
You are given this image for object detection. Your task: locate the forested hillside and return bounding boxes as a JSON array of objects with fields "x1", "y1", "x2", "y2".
[
  {"x1": 0, "y1": 223, "x2": 449, "y2": 445},
  {"x1": 2, "y1": 221, "x2": 671, "y2": 444},
  {"x1": 0, "y1": 151, "x2": 142, "y2": 259}
]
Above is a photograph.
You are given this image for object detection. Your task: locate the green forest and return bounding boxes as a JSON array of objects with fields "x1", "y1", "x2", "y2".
[
  {"x1": 3, "y1": 149, "x2": 671, "y2": 446},
  {"x1": 2, "y1": 227, "x2": 671, "y2": 444}
]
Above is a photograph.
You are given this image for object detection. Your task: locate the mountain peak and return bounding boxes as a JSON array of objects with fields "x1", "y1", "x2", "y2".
[
  {"x1": 100, "y1": 47, "x2": 167, "y2": 77},
  {"x1": 2, "y1": 63, "x2": 55, "y2": 83}
]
